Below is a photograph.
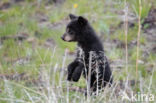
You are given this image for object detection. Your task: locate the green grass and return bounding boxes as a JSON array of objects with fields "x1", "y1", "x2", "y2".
[{"x1": 0, "y1": 0, "x2": 155, "y2": 102}]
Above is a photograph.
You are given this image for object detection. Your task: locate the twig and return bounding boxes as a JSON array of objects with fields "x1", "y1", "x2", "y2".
[
  {"x1": 124, "y1": 1, "x2": 128, "y2": 74},
  {"x1": 136, "y1": 0, "x2": 142, "y2": 80}
]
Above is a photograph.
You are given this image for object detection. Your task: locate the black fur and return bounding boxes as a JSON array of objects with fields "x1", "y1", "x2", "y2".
[
  {"x1": 67, "y1": 61, "x2": 84, "y2": 82},
  {"x1": 61, "y1": 14, "x2": 113, "y2": 93}
]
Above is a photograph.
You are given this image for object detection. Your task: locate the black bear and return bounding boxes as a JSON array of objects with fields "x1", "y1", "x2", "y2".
[{"x1": 61, "y1": 14, "x2": 113, "y2": 93}]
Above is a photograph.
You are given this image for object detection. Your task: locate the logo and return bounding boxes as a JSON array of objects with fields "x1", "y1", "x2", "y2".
[{"x1": 121, "y1": 91, "x2": 155, "y2": 102}]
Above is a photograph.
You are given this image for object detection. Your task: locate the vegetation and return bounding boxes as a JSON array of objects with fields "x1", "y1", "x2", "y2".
[{"x1": 0, "y1": 0, "x2": 155, "y2": 102}]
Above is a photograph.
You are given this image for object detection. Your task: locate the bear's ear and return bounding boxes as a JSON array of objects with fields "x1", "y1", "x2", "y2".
[
  {"x1": 69, "y1": 14, "x2": 77, "y2": 20},
  {"x1": 78, "y1": 16, "x2": 88, "y2": 26}
]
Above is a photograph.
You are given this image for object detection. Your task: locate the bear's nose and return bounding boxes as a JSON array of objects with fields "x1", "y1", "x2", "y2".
[{"x1": 61, "y1": 36, "x2": 64, "y2": 40}]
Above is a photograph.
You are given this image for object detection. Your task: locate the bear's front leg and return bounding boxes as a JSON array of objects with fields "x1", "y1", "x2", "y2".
[
  {"x1": 67, "y1": 61, "x2": 79, "y2": 81},
  {"x1": 71, "y1": 62, "x2": 84, "y2": 82}
]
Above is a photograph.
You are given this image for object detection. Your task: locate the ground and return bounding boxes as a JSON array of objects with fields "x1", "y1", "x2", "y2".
[{"x1": 0, "y1": 0, "x2": 155, "y2": 103}]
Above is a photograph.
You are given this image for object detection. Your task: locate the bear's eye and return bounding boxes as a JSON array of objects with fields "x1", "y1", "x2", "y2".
[{"x1": 68, "y1": 29, "x2": 74, "y2": 35}]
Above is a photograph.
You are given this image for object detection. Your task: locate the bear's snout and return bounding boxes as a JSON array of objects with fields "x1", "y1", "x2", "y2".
[
  {"x1": 61, "y1": 33, "x2": 73, "y2": 42},
  {"x1": 61, "y1": 35, "x2": 65, "y2": 41}
]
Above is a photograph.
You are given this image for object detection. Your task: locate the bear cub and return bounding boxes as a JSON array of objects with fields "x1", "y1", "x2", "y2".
[{"x1": 61, "y1": 14, "x2": 113, "y2": 93}]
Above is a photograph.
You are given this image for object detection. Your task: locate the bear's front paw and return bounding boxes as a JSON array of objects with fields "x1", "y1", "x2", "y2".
[
  {"x1": 67, "y1": 75, "x2": 72, "y2": 81},
  {"x1": 71, "y1": 75, "x2": 80, "y2": 82}
]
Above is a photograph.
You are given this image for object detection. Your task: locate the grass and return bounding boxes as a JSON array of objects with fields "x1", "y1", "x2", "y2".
[{"x1": 0, "y1": 0, "x2": 156, "y2": 102}]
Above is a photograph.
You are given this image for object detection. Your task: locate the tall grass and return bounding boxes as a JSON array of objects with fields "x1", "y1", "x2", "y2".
[
  {"x1": 0, "y1": 47, "x2": 155, "y2": 103},
  {"x1": 0, "y1": 0, "x2": 155, "y2": 103}
]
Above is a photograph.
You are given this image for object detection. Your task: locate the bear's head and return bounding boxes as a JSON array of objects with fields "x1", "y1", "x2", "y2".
[{"x1": 61, "y1": 14, "x2": 88, "y2": 42}]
